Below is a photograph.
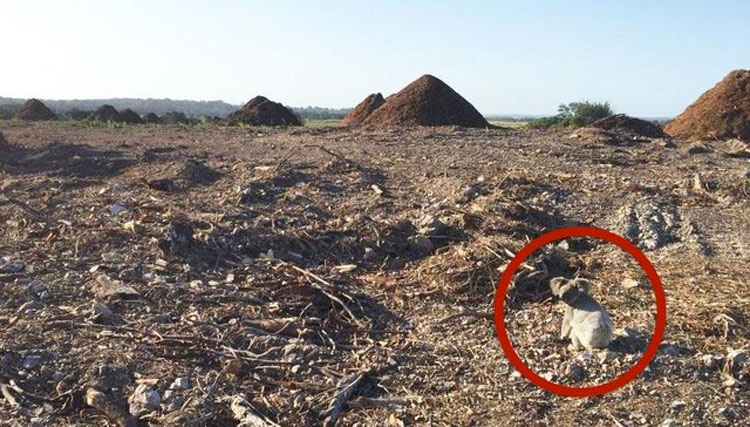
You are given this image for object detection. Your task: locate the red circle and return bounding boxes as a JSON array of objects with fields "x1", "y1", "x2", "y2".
[{"x1": 494, "y1": 226, "x2": 667, "y2": 397}]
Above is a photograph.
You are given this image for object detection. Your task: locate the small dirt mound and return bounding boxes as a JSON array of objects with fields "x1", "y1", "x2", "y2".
[
  {"x1": 14, "y1": 99, "x2": 57, "y2": 121},
  {"x1": 362, "y1": 74, "x2": 490, "y2": 128},
  {"x1": 665, "y1": 69, "x2": 750, "y2": 141},
  {"x1": 342, "y1": 93, "x2": 385, "y2": 126},
  {"x1": 145, "y1": 160, "x2": 222, "y2": 192},
  {"x1": 88, "y1": 105, "x2": 122, "y2": 122},
  {"x1": 143, "y1": 113, "x2": 161, "y2": 124},
  {"x1": 226, "y1": 96, "x2": 302, "y2": 126},
  {"x1": 591, "y1": 114, "x2": 665, "y2": 139},
  {"x1": 119, "y1": 108, "x2": 144, "y2": 124}
]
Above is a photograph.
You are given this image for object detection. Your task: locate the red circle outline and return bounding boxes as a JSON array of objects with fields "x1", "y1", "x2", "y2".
[{"x1": 494, "y1": 226, "x2": 667, "y2": 397}]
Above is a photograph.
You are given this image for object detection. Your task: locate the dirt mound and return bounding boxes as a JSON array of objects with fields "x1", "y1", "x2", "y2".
[
  {"x1": 119, "y1": 108, "x2": 144, "y2": 124},
  {"x1": 226, "y1": 96, "x2": 302, "y2": 126},
  {"x1": 591, "y1": 114, "x2": 665, "y2": 138},
  {"x1": 362, "y1": 74, "x2": 490, "y2": 128},
  {"x1": 143, "y1": 113, "x2": 161, "y2": 124},
  {"x1": 88, "y1": 105, "x2": 122, "y2": 122},
  {"x1": 145, "y1": 160, "x2": 222, "y2": 192},
  {"x1": 14, "y1": 99, "x2": 57, "y2": 121},
  {"x1": 665, "y1": 70, "x2": 750, "y2": 141},
  {"x1": 341, "y1": 93, "x2": 385, "y2": 126}
]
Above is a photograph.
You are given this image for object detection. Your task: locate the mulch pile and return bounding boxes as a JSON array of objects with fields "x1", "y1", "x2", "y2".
[
  {"x1": 590, "y1": 114, "x2": 665, "y2": 138},
  {"x1": 665, "y1": 69, "x2": 750, "y2": 141},
  {"x1": 14, "y1": 99, "x2": 57, "y2": 121},
  {"x1": 119, "y1": 108, "x2": 144, "y2": 124},
  {"x1": 362, "y1": 74, "x2": 490, "y2": 128},
  {"x1": 143, "y1": 113, "x2": 161, "y2": 124},
  {"x1": 341, "y1": 93, "x2": 385, "y2": 126},
  {"x1": 226, "y1": 96, "x2": 301, "y2": 126},
  {"x1": 88, "y1": 105, "x2": 122, "y2": 122}
]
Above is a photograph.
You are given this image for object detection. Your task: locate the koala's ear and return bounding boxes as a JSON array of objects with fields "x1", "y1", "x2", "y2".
[{"x1": 549, "y1": 277, "x2": 566, "y2": 296}]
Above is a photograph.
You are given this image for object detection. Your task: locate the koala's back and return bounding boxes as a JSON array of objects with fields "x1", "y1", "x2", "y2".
[{"x1": 570, "y1": 296, "x2": 612, "y2": 349}]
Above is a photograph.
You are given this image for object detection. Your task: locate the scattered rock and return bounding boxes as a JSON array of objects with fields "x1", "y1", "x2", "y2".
[
  {"x1": 169, "y1": 377, "x2": 190, "y2": 390},
  {"x1": 407, "y1": 235, "x2": 435, "y2": 255},
  {"x1": 91, "y1": 275, "x2": 140, "y2": 300},
  {"x1": 91, "y1": 300, "x2": 119, "y2": 324},
  {"x1": 128, "y1": 385, "x2": 161, "y2": 416},
  {"x1": 22, "y1": 355, "x2": 42, "y2": 370},
  {"x1": 0, "y1": 260, "x2": 26, "y2": 273},
  {"x1": 686, "y1": 142, "x2": 710, "y2": 154},
  {"x1": 109, "y1": 204, "x2": 127, "y2": 215}
]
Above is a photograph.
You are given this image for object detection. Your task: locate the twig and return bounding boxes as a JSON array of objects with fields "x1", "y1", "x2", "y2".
[
  {"x1": 323, "y1": 370, "x2": 369, "y2": 427},
  {"x1": 0, "y1": 193, "x2": 52, "y2": 225},
  {"x1": 273, "y1": 146, "x2": 297, "y2": 173},
  {"x1": 280, "y1": 262, "x2": 364, "y2": 327}
]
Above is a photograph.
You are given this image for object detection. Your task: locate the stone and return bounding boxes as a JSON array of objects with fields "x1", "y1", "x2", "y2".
[
  {"x1": 128, "y1": 384, "x2": 161, "y2": 415},
  {"x1": 407, "y1": 235, "x2": 434, "y2": 255}
]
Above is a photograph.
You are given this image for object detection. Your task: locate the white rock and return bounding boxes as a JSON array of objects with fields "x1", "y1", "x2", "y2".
[
  {"x1": 170, "y1": 377, "x2": 190, "y2": 390},
  {"x1": 128, "y1": 384, "x2": 161, "y2": 415},
  {"x1": 22, "y1": 355, "x2": 42, "y2": 370},
  {"x1": 108, "y1": 204, "x2": 127, "y2": 215}
]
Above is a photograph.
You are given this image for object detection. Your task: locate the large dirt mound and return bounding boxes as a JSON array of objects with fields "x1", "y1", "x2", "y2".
[
  {"x1": 14, "y1": 99, "x2": 57, "y2": 121},
  {"x1": 119, "y1": 108, "x2": 144, "y2": 124},
  {"x1": 591, "y1": 114, "x2": 665, "y2": 138},
  {"x1": 143, "y1": 113, "x2": 161, "y2": 124},
  {"x1": 341, "y1": 93, "x2": 385, "y2": 126},
  {"x1": 88, "y1": 105, "x2": 122, "y2": 122},
  {"x1": 362, "y1": 74, "x2": 490, "y2": 128},
  {"x1": 226, "y1": 96, "x2": 302, "y2": 126},
  {"x1": 665, "y1": 70, "x2": 750, "y2": 141}
]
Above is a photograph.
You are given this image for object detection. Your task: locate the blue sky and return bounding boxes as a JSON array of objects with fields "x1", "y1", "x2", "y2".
[{"x1": 2, "y1": 1, "x2": 749, "y2": 116}]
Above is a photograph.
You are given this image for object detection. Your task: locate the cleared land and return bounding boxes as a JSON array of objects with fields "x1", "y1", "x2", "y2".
[{"x1": 0, "y1": 122, "x2": 749, "y2": 426}]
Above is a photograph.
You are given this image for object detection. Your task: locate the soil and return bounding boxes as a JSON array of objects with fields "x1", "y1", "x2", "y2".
[
  {"x1": 226, "y1": 96, "x2": 302, "y2": 126},
  {"x1": 14, "y1": 99, "x2": 57, "y2": 121},
  {"x1": 0, "y1": 122, "x2": 749, "y2": 426},
  {"x1": 591, "y1": 114, "x2": 665, "y2": 139},
  {"x1": 341, "y1": 93, "x2": 385, "y2": 127},
  {"x1": 665, "y1": 69, "x2": 750, "y2": 141},
  {"x1": 362, "y1": 75, "x2": 491, "y2": 128},
  {"x1": 88, "y1": 105, "x2": 122, "y2": 123},
  {"x1": 119, "y1": 109, "x2": 145, "y2": 125}
]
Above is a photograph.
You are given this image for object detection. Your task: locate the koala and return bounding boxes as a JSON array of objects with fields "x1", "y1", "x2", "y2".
[{"x1": 549, "y1": 277, "x2": 612, "y2": 351}]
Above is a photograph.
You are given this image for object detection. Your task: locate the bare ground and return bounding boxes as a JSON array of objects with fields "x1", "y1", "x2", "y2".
[{"x1": 0, "y1": 122, "x2": 749, "y2": 426}]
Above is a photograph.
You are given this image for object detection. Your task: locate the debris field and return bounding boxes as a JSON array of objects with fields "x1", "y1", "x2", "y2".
[{"x1": 0, "y1": 122, "x2": 749, "y2": 426}]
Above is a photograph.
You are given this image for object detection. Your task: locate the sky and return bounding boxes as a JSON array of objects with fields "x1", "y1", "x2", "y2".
[{"x1": 2, "y1": 1, "x2": 750, "y2": 117}]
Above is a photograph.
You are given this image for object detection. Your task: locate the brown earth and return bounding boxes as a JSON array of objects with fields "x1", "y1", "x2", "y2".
[
  {"x1": 0, "y1": 122, "x2": 749, "y2": 426},
  {"x1": 88, "y1": 105, "x2": 122, "y2": 122},
  {"x1": 362, "y1": 74, "x2": 491, "y2": 128},
  {"x1": 341, "y1": 93, "x2": 385, "y2": 127},
  {"x1": 591, "y1": 114, "x2": 666, "y2": 139},
  {"x1": 665, "y1": 69, "x2": 750, "y2": 141},
  {"x1": 14, "y1": 99, "x2": 57, "y2": 121},
  {"x1": 226, "y1": 96, "x2": 302, "y2": 126},
  {"x1": 119, "y1": 108, "x2": 145, "y2": 125}
]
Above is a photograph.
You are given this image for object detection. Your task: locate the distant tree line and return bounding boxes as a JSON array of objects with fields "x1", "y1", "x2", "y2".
[{"x1": 0, "y1": 97, "x2": 351, "y2": 121}]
